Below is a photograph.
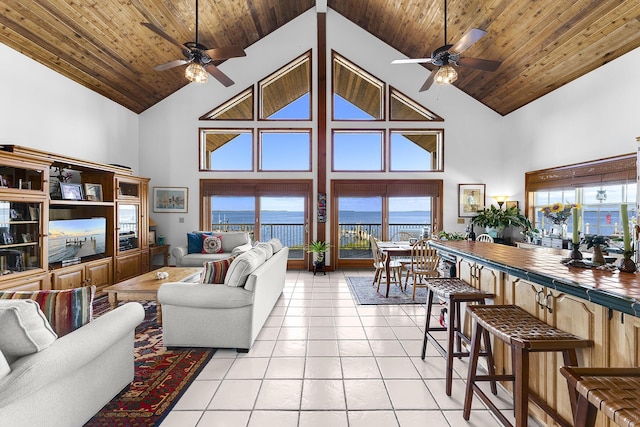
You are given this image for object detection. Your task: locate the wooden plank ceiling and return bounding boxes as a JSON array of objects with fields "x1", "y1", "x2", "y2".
[{"x1": 0, "y1": 0, "x2": 638, "y2": 115}]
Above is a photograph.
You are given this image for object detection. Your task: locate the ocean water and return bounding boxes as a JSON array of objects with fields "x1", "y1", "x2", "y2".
[{"x1": 212, "y1": 210, "x2": 431, "y2": 247}]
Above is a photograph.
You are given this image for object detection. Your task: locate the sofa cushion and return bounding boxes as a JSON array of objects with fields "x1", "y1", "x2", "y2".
[
  {"x1": 268, "y1": 238, "x2": 284, "y2": 253},
  {"x1": 200, "y1": 257, "x2": 235, "y2": 284},
  {"x1": 255, "y1": 242, "x2": 274, "y2": 259},
  {"x1": 218, "y1": 232, "x2": 250, "y2": 252},
  {"x1": 0, "y1": 349, "x2": 9, "y2": 379},
  {"x1": 224, "y1": 249, "x2": 267, "y2": 287},
  {"x1": 0, "y1": 286, "x2": 95, "y2": 337},
  {"x1": 202, "y1": 235, "x2": 223, "y2": 254},
  {"x1": 0, "y1": 300, "x2": 57, "y2": 364},
  {"x1": 187, "y1": 231, "x2": 211, "y2": 253}
]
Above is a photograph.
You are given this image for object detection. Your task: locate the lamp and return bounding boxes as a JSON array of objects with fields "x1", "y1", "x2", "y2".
[
  {"x1": 149, "y1": 218, "x2": 157, "y2": 228},
  {"x1": 493, "y1": 195, "x2": 509, "y2": 209},
  {"x1": 185, "y1": 62, "x2": 208, "y2": 83},
  {"x1": 434, "y1": 65, "x2": 458, "y2": 85}
]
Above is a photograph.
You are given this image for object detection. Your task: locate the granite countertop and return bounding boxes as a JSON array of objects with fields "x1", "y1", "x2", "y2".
[{"x1": 430, "y1": 240, "x2": 640, "y2": 317}]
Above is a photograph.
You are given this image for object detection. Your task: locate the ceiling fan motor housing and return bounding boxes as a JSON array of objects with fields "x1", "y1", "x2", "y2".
[{"x1": 432, "y1": 44, "x2": 459, "y2": 66}]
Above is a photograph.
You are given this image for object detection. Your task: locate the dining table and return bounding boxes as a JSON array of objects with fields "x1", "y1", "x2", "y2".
[{"x1": 376, "y1": 241, "x2": 414, "y2": 297}]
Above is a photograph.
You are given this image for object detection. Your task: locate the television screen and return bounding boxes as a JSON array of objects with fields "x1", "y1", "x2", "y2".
[{"x1": 48, "y1": 218, "x2": 107, "y2": 263}]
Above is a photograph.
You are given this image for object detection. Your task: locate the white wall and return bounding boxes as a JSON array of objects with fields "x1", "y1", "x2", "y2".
[
  {"x1": 0, "y1": 43, "x2": 139, "y2": 169},
  {"x1": 504, "y1": 46, "x2": 640, "y2": 204}
]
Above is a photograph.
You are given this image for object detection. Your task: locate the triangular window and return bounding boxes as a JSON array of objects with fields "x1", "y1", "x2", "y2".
[
  {"x1": 200, "y1": 87, "x2": 254, "y2": 121},
  {"x1": 332, "y1": 52, "x2": 384, "y2": 120},
  {"x1": 259, "y1": 51, "x2": 311, "y2": 120},
  {"x1": 390, "y1": 87, "x2": 443, "y2": 121}
]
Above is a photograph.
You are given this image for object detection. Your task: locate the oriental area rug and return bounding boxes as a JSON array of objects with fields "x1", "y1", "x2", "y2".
[
  {"x1": 346, "y1": 276, "x2": 429, "y2": 305},
  {"x1": 84, "y1": 296, "x2": 214, "y2": 427}
]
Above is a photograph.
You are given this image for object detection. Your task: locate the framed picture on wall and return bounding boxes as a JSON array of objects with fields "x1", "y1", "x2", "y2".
[
  {"x1": 505, "y1": 200, "x2": 519, "y2": 209},
  {"x1": 153, "y1": 187, "x2": 188, "y2": 213},
  {"x1": 458, "y1": 184, "x2": 486, "y2": 217}
]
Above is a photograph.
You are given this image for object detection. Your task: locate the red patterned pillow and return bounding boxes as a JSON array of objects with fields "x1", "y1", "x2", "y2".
[
  {"x1": 202, "y1": 234, "x2": 223, "y2": 254},
  {"x1": 200, "y1": 257, "x2": 235, "y2": 284},
  {"x1": 0, "y1": 286, "x2": 95, "y2": 337}
]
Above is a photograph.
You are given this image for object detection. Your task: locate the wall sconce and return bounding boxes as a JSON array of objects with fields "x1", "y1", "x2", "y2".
[{"x1": 493, "y1": 195, "x2": 509, "y2": 209}]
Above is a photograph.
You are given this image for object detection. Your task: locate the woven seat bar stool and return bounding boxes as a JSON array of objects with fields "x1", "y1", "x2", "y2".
[
  {"x1": 560, "y1": 366, "x2": 640, "y2": 427},
  {"x1": 421, "y1": 278, "x2": 496, "y2": 396},
  {"x1": 464, "y1": 305, "x2": 593, "y2": 427}
]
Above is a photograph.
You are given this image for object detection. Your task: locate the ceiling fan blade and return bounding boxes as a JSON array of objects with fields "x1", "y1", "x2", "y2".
[
  {"x1": 419, "y1": 68, "x2": 438, "y2": 92},
  {"x1": 204, "y1": 63, "x2": 234, "y2": 87},
  {"x1": 153, "y1": 59, "x2": 190, "y2": 71},
  {"x1": 391, "y1": 58, "x2": 434, "y2": 64},
  {"x1": 458, "y1": 57, "x2": 502, "y2": 71},
  {"x1": 141, "y1": 22, "x2": 186, "y2": 52},
  {"x1": 450, "y1": 28, "x2": 487, "y2": 54},
  {"x1": 204, "y1": 45, "x2": 246, "y2": 61}
]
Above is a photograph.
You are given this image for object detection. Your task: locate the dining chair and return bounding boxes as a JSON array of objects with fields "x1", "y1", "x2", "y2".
[
  {"x1": 390, "y1": 231, "x2": 413, "y2": 242},
  {"x1": 403, "y1": 239, "x2": 441, "y2": 300},
  {"x1": 476, "y1": 233, "x2": 494, "y2": 243},
  {"x1": 370, "y1": 235, "x2": 404, "y2": 292}
]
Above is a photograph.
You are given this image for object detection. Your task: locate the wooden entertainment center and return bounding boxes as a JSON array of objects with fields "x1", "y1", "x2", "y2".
[{"x1": 0, "y1": 145, "x2": 150, "y2": 292}]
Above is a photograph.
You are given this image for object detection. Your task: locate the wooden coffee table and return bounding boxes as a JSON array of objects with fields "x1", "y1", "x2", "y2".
[{"x1": 103, "y1": 267, "x2": 202, "y2": 324}]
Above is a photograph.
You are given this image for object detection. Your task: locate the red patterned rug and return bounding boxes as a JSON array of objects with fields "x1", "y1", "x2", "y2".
[{"x1": 84, "y1": 296, "x2": 214, "y2": 426}]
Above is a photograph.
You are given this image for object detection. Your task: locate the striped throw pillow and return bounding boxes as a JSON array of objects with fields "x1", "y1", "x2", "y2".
[
  {"x1": 0, "y1": 286, "x2": 95, "y2": 337},
  {"x1": 200, "y1": 257, "x2": 235, "y2": 284}
]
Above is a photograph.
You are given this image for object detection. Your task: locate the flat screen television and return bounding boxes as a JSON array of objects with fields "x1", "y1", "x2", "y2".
[{"x1": 48, "y1": 218, "x2": 107, "y2": 264}]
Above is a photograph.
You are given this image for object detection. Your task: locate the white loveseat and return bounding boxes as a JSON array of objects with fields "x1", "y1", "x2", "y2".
[
  {"x1": 0, "y1": 302, "x2": 144, "y2": 427},
  {"x1": 159, "y1": 244, "x2": 288, "y2": 351},
  {"x1": 171, "y1": 231, "x2": 252, "y2": 267}
]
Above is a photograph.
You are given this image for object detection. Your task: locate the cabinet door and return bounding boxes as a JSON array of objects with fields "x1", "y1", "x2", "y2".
[
  {"x1": 545, "y1": 291, "x2": 606, "y2": 425},
  {"x1": 0, "y1": 272, "x2": 49, "y2": 291},
  {"x1": 608, "y1": 310, "x2": 640, "y2": 367},
  {"x1": 86, "y1": 258, "x2": 112, "y2": 290},
  {"x1": 51, "y1": 264, "x2": 85, "y2": 290},
  {"x1": 115, "y1": 252, "x2": 141, "y2": 282}
]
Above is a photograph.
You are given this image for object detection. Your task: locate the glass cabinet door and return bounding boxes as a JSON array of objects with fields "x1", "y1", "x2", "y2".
[
  {"x1": 117, "y1": 203, "x2": 139, "y2": 252},
  {"x1": 0, "y1": 201, "x2": 42, "y2": 273}
]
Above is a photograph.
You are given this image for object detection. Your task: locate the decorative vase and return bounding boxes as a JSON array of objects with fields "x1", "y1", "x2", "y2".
[
  {"x1": 569, "y1": 242, "x2": 583, "y2": 260},
  {"x1": 591, "y1": 245, "x2": 606, "y2": 265},
  {"x1": 561, "y1": 223, "x2": 568, "y2": 239},
  {"x1": 617, "y1": 254, "x2": 637, "y2": 273}
]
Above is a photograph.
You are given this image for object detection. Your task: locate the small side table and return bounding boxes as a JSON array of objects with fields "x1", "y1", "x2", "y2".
[{"x1": 149, "y1": 244, "x2": 170, "y2": 271}]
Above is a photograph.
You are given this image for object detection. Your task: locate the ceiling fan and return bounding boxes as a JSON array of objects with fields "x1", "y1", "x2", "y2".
[
  {"x1": 392, "y1": 0, "x2": 501, "y2": 92},
  {"x1": 141, "y1": 0, "x2": 246, "y2": 85}
]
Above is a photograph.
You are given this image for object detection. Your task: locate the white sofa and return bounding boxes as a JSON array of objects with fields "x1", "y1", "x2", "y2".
[
  {"x1": 172, "y1": 231, "x2": 252, "y2": 267},
  {"x1": 159, "y1": 245, "x2": 288, "y2": 351},
  {"x1": 0, "y1": 302, "x2": 144, "y2": 427}
]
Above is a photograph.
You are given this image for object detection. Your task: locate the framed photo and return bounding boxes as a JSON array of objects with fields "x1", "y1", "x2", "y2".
[
  {"x1": 458, "y1": 184, "x2": 486, "y2": 217},
  {"x1": 505, "y1": 200, "x2": 519, "y2": 209},
  {"x1": 153, "y1": 187, "x2": 188, "y2": 213},
  {"x1": 60, "y1": 182, "x2": 84, "y2": 200},
  {"x1": 148, "y1": 230, "x2": 156, "y2": 246},
  {"x1": 83, "y1": 183, "x2": 103, "y2": 201}
]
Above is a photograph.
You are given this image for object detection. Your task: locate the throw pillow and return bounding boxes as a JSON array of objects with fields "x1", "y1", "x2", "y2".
[
  {"x1": 0, "y1": 286, "x2": 95, "y2": 337},
  {"x1": 256, "y1": 242, "x2": 274, "y2": 259},
  {"x1": 187, "y1": 232, "x2": 211, "y2": 254},
  {"x1": 224, "y1": 249, "x2": 267, "y2": 287},
  {"x1": 200, "y1": 256, "x2": 236, "y2": 284},
  {"x1": 0, "y1": 349, "x2": 10, "y2": 379},
  {"x1": 202, "y1": 235, "x2": 223, "y2": 254},
  {"x1": 0, "y1": 300, "x2": 57, "y2": 364},
  {"x1": 268, "y1": 238, "x2": 284, "y2": 253}
]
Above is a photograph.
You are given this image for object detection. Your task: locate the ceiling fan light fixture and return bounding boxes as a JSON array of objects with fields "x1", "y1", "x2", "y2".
[
  {"x1": 434, "y1": 65, "x2": 458, "y2": 85},
  {"x1": 185, "y1": 62, "x2": 208, "y2": 83}
]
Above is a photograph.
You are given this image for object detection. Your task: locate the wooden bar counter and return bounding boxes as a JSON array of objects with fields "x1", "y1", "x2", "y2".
[{"x1": 430, "y1": 240, "x2": 640, "y2": 427}]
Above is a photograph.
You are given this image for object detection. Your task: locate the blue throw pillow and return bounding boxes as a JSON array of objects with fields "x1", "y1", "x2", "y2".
[{"x1": 187, "y1": 232, "x2": 211, "y2": 254}]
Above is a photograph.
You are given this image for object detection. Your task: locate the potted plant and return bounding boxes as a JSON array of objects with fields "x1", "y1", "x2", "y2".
[
  {"x1": 581, "y1": 234, "x2": 610, "y2": 265},
  {"x1": 471, "y1": 205, "x2": 530, "y2": 237},
  {"x1": 307, "y1": 240, "x2": 330, "y2": 274}
]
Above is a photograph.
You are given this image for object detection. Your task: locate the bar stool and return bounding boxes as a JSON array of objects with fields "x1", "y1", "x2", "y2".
[
  {"x1": 464, "y1": 305, "x2": 593, "y2": 427},
  {"x1": 560, "y1": 366, "x2": 640, "y2": 427},
  {"x1": 421, "y1": 278, "x2": 496, "y2": 396}
]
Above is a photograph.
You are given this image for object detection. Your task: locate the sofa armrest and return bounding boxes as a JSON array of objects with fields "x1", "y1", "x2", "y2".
[
  {"x1": 232, "y1": 242, "x2": 253, "y2": 255},
  {"x1": 0, "y1": 302, "x2": 144, "y2": 406},
  {"x1": 171, "y1": 246, "x2": 189, "y2": 264},
  {"x1": 158, "y1": 282, "x2": 253, "y2": 309}
]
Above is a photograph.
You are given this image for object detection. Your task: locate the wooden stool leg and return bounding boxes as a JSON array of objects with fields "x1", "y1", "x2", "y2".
[
  {"x1": 562, "y1": 349, "x2": 579, "y2": 416},
  {"x1": 455, "y1": 301, "x2": 462, "y2": 355},
  {"x1": 445, "y1": 297, "x2": 456, "y2": 396},
  {"x1": 421, "y1": 288, "x2": 435, "y2": 359},
  {"x1": 574, "y1": 394, "x2": 598, "y2": 427},
  {"x1": 463, "y1": 319, "x2": 484, "y2": 420},
  {"x1": 481, "y1": 324, "x2": 498, "y2": 395},
  {"x1": 513, "y1": 346, "x2": 529, "y2": 427}
]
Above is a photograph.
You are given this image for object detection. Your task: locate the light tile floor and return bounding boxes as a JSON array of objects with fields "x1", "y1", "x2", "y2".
[{"x1": 160, "y1": 269, "x2": 538, "y2": 427}]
